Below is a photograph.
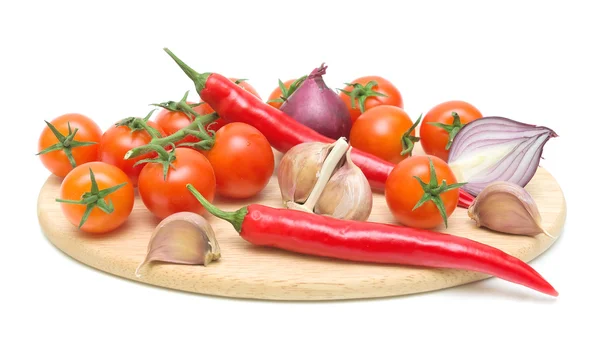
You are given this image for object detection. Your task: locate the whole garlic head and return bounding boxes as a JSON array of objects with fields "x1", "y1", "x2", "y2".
[{"x1": 277, "y1": 138, "x2": 373, "y2": 221}]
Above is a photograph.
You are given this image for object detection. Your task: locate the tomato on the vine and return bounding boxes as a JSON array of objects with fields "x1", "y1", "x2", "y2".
[
  {"x1": 267, "y1": 77, "x2": 306, "y2": 109},
  {"x1": 99, "y1": 118, "x2": 166, "y2": 187},
  {"x1": 204, "y1": 122, "x2": 274, "y2": 199},
  {"x1": 420, "y1": 100, "x2": 483, "y2": 161},
  {"x1": 385, "y1": 155, "x2": 464, "y2": 229},
  {"x1": 339, "y1": 76, "x2": 403, "y2": 123},
  {"x1": 349, "y1": 105, "x2": 419, "y2": 164},
  {"x1": 138, "y1": 147, "x2": 216, "y2": 219},
  {"x1": 57, "y1": 161, "x2": 134, "y2": 234},
  {"x1": 38, "y1": 113, "x2": 102, "y2": 177},
  {"x1": 155, "y1": 104, "x2": 210, "y2": 146}
]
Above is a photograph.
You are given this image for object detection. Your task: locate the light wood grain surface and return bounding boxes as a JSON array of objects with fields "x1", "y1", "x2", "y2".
[{"x1": 37, "y1": 149, "x2": 566, "y2": 301}]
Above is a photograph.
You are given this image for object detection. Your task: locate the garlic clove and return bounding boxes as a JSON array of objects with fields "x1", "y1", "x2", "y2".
[
  {"x1": 277, "y1": 141, "x2": 333, "y2": 205},
  {"x1": 315, "y1": 148, "x2": 373, "y2": 221},
  {"x1": 467, "y1": 181, "x2": 554, "y2": 238},
  {"x1": 135, "y1": 211, "x2": 221, "y2": 278}
]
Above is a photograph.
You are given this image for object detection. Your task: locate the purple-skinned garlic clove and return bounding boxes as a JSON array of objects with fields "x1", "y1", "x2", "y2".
[
  {"x1": 135, "y1": 211, "x2": 221, "y2": 278},
  {"x1": 467, "y1": 181, "x2": 554, "y2": 238}
]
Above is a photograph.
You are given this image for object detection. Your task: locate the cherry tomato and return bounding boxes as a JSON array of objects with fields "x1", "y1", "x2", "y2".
[
  {"x1": 59, "y1": 161, "x2": 134, "y2": 234},
  {"x1": 204, "y1": 122, "x2": 274, "y2": 199},
  {"x1": 420, "y1": 100, "x2": 483, "y2": 161},
  {"x1": 339, "y1": 76, "x2": 404, "y2": 123},
  {"x1": 38, "y1": 113, "x2": 102, "y2": 177},
  {"x1": 98, "y1": 120, "x2": 166, "y2": 187},
  {"x1": 230, "y1": 78, "x2": 262, "y2": 100},
  {"x1": 349, "y1": 105, "x2": 417, "y2": 164},
  {"x1": 155, "y1": 104, "x2": 210, "y2": 146},
  {"x1": 385, "y1": 155, "x2": 460, "y2": 229},
  {"x1": 138, "y1": 148, "x2": 216, "y2": 219},
  {"x1": 267, "y1": 79, "x2": 295, "y2": 110}
]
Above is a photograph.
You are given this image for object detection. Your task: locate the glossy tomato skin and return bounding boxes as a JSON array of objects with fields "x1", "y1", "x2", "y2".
[
  {"x1": 339, "y1": 76, "x2": 404, "y2": 123},
  {"x1": 267, "y1": 79, "x2": 295, "y2": 110},
  {"x1": 205, "y1": 122, "x2": 274, "y2": 199},
  {"x1": 155, "y1": 104, "x2": 212, "y2": 145},
  {"x1": 420, "y1": 100, "x2": 483, "y2": 161},
  {"x1": 38, "y1": 113, "x2": 102, "y2": 177},
  {"x1": 349, "y1": 105, "x2": 416, "y2": 164},
  {"x1": 138, "y1": 148, "x2": 216, "y2": 219},
  {"x1": 98, "y1": 121, "x2": 166, "y2": 187},
  {"x1": 59, "y1": 161, "x2": 134, "y2": 234},
  {"x1": 385, "y1": 155, "x2": 459, "y2": 229}
]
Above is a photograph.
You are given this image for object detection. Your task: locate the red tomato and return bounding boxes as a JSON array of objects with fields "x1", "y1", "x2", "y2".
[
  {"x1": 38, "y1": 113, "x2": 102, "y2": 177},
  {"x1": 138, "y1": 148, "x2": 216, "y2": 219},
  {"x1": 98, "y1": 120, "x2": 166, "y2": 187},
  {"x1": 349, "y1": 105, "x2": 417, "y2": 164},
  {"x1": 58, "y1": 161, "x2": 134, "y2": 234},
  {"x1": 155, "y1": 104, "x2": 211, "y2": 146},
  {"x1": 385, "y1": 155, "x2": 460, "y2": 229},
  {"x1": 339, "y1": 76, "x2": 404, "y2": 123},
  {"x1": 267, "y1": 79, "x2": 296, "y2": 110},
  {"x1": 230, "y1": 78, "x2": 262, "y2": 100},
  {"x1": 420, "y1": 100, "x2": 483, "y2": 161},
  {"x1": 204, "y1": 122, "x2": 274, "y2": 199}
]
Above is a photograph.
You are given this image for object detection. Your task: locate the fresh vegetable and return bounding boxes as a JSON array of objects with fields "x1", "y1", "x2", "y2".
[
  {"x1": 468, "y1": 181, "x2": 554, "y2": 238},
  {"x1": 349, "y1": 105, "x2": 420, "y2": 164},
  {"x1": 279, "y1": 64, "x2": 352, "y2": 140},
  {"x1": 385, "y1": 156, "x2": 465, "y2": 229},
  {"x1": 135, "y1": 211, "x2": 221, "y2": 278},
  {"x1": 162, "y1": 48, "x2": 475, "y2": 208},
  {"x1": 447, "y1": 117, "x2": 558, "y2": 196},
  {"x1": 278, "y1": 138, "x2": 372, "y2": 221},
  {"x1": 98, "y1": 114, "x2": 165, "y2": 187},
  {"x1": 56, "y1": 161, "x2": 134, "y2": 233},
  {"x1": 154, "y1": 92, "x2": 217, "y2": 146},
  {"x1": 203, "y1": 122, "x2": 274, "y2": 199},
  {"x1": 267, "y1": 77, "x2": 307, "y2": 109},
  {"x1": 187, "y1": 184, "x2": 558, "y2": 297},
  {"x1": 137, "y1": 147, "x2": 217, "y2": 220},
  {"x1": 37, "y1": 113, "x2": 102, "y2": 178},
  {"x1": 420, "y1": 100, "x2": 483, "y2": 161},
  {"x1": 339, "y1": 76, "x2": 404, "y2": 123}
]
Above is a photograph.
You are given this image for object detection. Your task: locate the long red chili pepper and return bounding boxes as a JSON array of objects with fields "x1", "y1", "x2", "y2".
[
  {"x1": 163, "y1": 48, "x2": 475, "y2": 208},
  {"x1": 186, "y1": 185, "x2": 557, "y2": 297}
]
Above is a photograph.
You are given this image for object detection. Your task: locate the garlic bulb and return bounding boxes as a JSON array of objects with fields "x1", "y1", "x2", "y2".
[
  {"x1": 277, "y1": 138, "x2": 373, "y2": 221},
  {"x1": 467, "y1": 181, "x2": 554, "y2": 238}
]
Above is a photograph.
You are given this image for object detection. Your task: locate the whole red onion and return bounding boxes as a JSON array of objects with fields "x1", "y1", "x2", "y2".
[{"x1": 280, "y1": 64, "x2": 352, "y2": 139}]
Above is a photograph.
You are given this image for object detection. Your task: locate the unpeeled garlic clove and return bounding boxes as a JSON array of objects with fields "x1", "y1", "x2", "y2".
[
  {"x1": 467, "y1": 181, "x2": 554, "y2": 238},
  {"x1": 135, "y1": 211, "x2": 221, "y2": 278},
  {"x1": 277, "y1": 141, "x2": 333, "y2": 204},
  {"x1": 315, "y1": 148, "x2": 372, "y2": 221}
]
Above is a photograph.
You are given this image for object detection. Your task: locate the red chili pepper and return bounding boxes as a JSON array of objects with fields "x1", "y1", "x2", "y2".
[
  {"x1": 186, "y1": 185, "x2": 557, "y2": 297},
  {"x1": 163, "y1": 48, "x2": 475, "y2": 208}
]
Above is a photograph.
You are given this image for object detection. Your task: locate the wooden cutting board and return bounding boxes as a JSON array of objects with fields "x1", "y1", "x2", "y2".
[{"x1": 37, "y1": 149, "x2": 566, "y2": 301}]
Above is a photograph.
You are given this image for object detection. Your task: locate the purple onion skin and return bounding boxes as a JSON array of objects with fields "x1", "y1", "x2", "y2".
[
  {"x1": 448, "y1": 116, "x2": 558, "y2": 196},
  {"x1": 280, "y1": 64, "x2": 352, "y2": 140}
]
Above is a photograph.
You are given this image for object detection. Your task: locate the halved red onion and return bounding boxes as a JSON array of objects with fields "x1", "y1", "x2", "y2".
[{"x1": 447, "y1": 117, "x2": 557, "y2": 196}]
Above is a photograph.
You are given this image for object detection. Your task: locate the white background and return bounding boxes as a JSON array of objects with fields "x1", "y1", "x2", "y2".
[{"x1": 1, "y1": 0, "x2": 598, "y2": 341}]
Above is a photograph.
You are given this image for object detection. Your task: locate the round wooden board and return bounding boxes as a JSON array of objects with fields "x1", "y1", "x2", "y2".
[{"x1": 37, "y1": 150, "x2": 566, "y2": 301}]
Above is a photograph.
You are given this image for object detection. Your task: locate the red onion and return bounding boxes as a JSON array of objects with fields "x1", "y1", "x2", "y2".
[
  {"x1": 447, "y1": 117, "x2": 557, "y2": 196},
  {"x1": 280, "y1": 64, "x2": 352, "y2": 139}
]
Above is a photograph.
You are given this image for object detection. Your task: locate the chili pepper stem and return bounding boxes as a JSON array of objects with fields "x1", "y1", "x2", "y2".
[
  {"x1": 164, "y1": 48, "x2": 212, "y2": 94},
  {"x1": 186, "y1": 184, "x2": 247, "y2": 233}
]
